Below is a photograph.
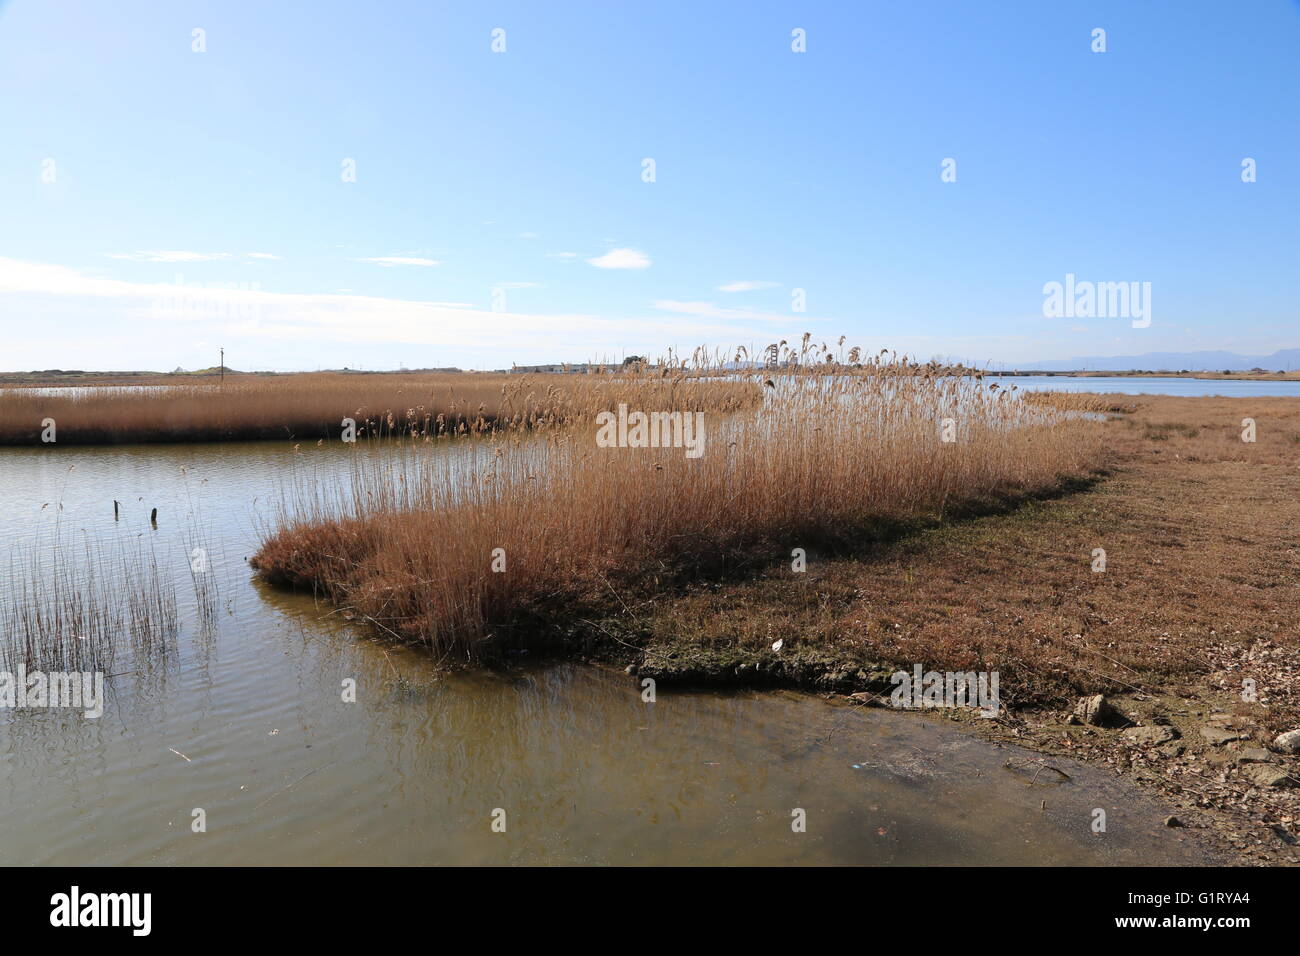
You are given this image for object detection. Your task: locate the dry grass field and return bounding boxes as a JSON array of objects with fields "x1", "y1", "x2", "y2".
[
  {"x1": 620, "y1": 395, "x2": 1300, "y2": 706},
  {"x1": 0, "y1": 370, "x2": 761, "y2": 445}
]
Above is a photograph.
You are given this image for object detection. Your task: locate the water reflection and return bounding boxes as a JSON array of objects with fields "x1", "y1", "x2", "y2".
[{"x1": 992, "y1": 374, "x2": 1300, "y2": 397}]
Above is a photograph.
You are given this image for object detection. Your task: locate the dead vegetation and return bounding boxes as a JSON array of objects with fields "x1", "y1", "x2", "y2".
[
  {"x1": 621, "y1": 395, "x2": 1300, "y2": 709},
  {"x1": 0, "y1": 369, "x2": 762, "y2": 445},
  {"x1": 253, "y1": 344, "x2": 1105, "y2": 662},
  {"x1": 1021, "y1": 390, "x2": 1140, "y2": 414}
]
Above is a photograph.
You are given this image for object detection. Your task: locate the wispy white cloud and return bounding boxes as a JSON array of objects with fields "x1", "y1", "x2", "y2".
[
  {"x1": 0, "y1": 258, "x2": 796, "y2": 360},
  {"x1": 717, "y1": 280, "x2": 780, "y2": 293},
  {"x1": 587, "y1": 248, "x2": 650, "y2": 270},
  {"x1": 247, "y1": 252, "x2": 281, "y2": 260},
  {"x1": 107, "y1": 250, "x2": 232, "y2": 263},
  {"x1": 652, "y1": 299, "x2": 808, "y2": 323},
  {"x1": 354, "y1": 256, "x2": 440, "y2": 267},
  {"x1": 493, "y1": 281, "x2": 540, "y2": 289},
  {"x1": 4, "y1": 258, "x2": 1183, "y2": 371}
]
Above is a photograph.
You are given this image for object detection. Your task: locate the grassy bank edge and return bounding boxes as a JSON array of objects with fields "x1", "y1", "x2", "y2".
[{"x1": 261, "y1": 469, "x2": 1109, "y2": 693}]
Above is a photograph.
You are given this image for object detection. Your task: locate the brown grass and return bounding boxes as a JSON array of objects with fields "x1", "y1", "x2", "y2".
[
  {"x1": 0, "y1": 370, "x2": 762, "y2": 445},
  {"x1": 252, "y1": 353, "x2": 1105, "y2": 662},
  {"x1": 1021, "y1": 390, "x2": 1140, "y2": 414},
  {"x1": 619, "y1": 395, "x2": 1300, "y2": 716}
]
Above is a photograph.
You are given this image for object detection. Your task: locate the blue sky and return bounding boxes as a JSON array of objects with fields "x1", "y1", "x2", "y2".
[{"x1": 1, "y1": 0, "x2": 1297, "y2": 371}]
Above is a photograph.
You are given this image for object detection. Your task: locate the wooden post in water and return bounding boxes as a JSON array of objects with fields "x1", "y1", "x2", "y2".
[
  {"x1": 113, "y1": 500, "x2": 120, "y2": 521},
  {"x1": 150, "y1": 507, "x2": 158, "y2": 527}
]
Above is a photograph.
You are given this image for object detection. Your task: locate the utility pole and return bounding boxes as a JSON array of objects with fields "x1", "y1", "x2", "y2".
[{"x1": 220, "y1": 348, "x2": 224, "y2": 384}]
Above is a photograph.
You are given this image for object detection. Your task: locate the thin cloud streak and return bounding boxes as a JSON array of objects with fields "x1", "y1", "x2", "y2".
[
  {"x1": 587, "y1": 248, "x2": 650, "y2": 269},
  {"x1": 0, "y1": 257, "x2": 822, "y2": 363},
  {"x1": 652, "y1": 299, "x2": 816, "y2": 324},
  {"x1": 107, "y1": 251, "x2": 233, "y2": 263},
  {"x1": 354, "y1": 256, "x2": 441, "y2": 267}
]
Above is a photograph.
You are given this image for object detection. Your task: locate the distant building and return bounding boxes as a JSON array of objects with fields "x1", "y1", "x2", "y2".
[{"x1": 509, "y1": 363, "x2": 625, "y2": 374}]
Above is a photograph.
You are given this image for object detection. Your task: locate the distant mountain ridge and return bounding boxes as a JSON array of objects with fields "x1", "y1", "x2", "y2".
[{"x1": 1017, "y1": 349, "x2": 1300, "y2": 372}]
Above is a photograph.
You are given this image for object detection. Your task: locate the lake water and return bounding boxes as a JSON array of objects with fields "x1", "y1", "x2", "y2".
[
  {"x1": 990, "y1": 375, "x2": 1300, "y2": 398},
  {"x1": 0, "y1": 437, "x2": 1217, "y2": 865}
]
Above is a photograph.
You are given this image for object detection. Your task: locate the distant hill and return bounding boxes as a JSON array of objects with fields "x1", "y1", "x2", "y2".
[{"x1": 1022, "y1": 349, "x2": 1300, "y2": 372}]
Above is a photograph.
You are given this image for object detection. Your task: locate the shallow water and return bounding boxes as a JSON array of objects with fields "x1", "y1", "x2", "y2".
[
  {"x1": 0, "y1": 384, "x2": 180, "y2": 397},
  {"x1": 0, "y1": 439, "x2": 1214, "y2": 865},
  {"x1": 991, "y1": 374, "x2": 1300, "y2": 398}
]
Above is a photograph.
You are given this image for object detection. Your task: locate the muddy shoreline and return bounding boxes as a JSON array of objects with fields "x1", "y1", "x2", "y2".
[{"x1": 502, "y1": 631, "x2": 1291, "y2": 867}]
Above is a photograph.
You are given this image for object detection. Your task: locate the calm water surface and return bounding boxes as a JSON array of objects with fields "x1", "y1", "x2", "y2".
[
  {"x1": 992, "y1": 375, "x2": 1300, "y2": 398},
  {"x1": 0, "y1": 436, "x2": 1217, "y2": 864}
]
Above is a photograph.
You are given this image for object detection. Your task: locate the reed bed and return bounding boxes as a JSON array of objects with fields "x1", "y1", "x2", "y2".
[
  {"x1": 0, "y1": 371, "x2": 762, "y2": 445},
  {"x1": 177, "y1": 476, "x2": 222, "y2": 636},
  {"x1": 188, "y1": 545, "x2": 220, "y2": 636},
  {"x1": 122, "y1": 546, "x2": 180, "y2": 657},
  {"x1": 3, "y1": 538, "x2": 122, "y2": 674},
  {"x1": 2, "y1": 533, "x2": 179, "y2": 674},
  {"x1": 1020, "y1": 390, "x2": 1140, "y2": 415},
  {"x1": 253, "y1": 343, "x2": 1106, "y2": 662}
]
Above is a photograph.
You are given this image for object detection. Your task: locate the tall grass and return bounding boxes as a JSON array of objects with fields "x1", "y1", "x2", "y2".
[
  {"x1": 2, "y1": 534, "x2": 179, "y2": 674},
  {"x1": 1021, "y1": 390, "x2": 1139, "y2": 414},
  {"x1": 122, "y1": 546, "x2": 180, "y2": 658},
  {"x1": 0, "y1": 371, "x2": 761, "y2": 445},
  {"x1": 253, "y1": 346, "x2": 1105, "y2": 662}
]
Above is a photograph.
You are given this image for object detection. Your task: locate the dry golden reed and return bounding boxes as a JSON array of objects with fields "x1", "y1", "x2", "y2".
[
  {"x1": 0, "y1": 370, "x2": 762, "y2": 445},
  {"x1": 253, "y1": 341, "x2": 1105, "y2": 662},
  {"x1": 1020, "y1": 390, "x2": 1139, "y2": 415}
]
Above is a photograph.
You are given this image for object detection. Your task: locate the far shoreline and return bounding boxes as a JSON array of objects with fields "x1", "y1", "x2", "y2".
[
  {"x1": 5, "y1": 367, "x2": 1300, "y2": 387},
  {"x1": 991, "y1": 369, "x2": 1300, "y2": 381}
]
